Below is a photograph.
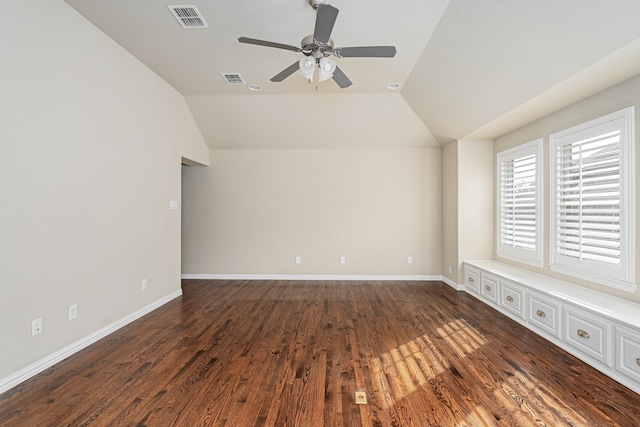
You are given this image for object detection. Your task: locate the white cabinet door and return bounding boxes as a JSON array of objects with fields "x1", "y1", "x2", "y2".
[
  {"x1": 480, "y1": 272, "x2": 499, "y2": 305},
  {"x1": 464, "y1": 265, "x2": 479, "y2": 293},
  {"x1": 615, "y1": 324, "x2": 640, "y2": 384},
  {"x1": 564, "y1": 305, "x2": 612, "y2": 367},
  {"x1": 527, "y1": 289, "x2": 562, "y2": 339},
  {"x1": 500, "y1": 279, "x2": 525, "y2": 320}
]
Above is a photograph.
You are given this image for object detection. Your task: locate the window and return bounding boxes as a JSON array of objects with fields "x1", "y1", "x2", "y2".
[
  {"x1": 497, "y1": 139, "x2": 543, "y2": 266},
  {"x1": 550, "y1": 107, "x2": 636, "y2": 292}
]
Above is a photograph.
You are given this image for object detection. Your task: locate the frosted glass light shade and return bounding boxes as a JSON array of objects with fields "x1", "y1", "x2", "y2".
[
  {"x1": 318, "y1": 57, "x2": 336, "y2": 82},
  {"x1": 299, "y1": 57, "x2": 315, "y2": 81}
]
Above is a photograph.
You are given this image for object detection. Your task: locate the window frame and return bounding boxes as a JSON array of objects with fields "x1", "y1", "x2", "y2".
[
  {"x1": 549, "y1": 106, "x2": 636, "y2": 292},
  {"x1": 496, "y1": 138, "x2": 544, "y2": 267}
]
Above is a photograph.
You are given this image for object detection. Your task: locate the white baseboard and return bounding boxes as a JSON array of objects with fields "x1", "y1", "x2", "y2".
[
  {"x1": 440, "y1": 275, "x2": 465, "y2": 291},
  {"x1": 0, "y1": 290, "x2": 182, "y2": 395},
  {"x1": 182, "y1": 273, "x2": 464, "y2": 290},
  {"x1": 181, "y1": 273, "x2": 443, "y2": 281}
]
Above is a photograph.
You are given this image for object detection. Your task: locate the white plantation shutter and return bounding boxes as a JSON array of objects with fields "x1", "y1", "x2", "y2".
[
  {"x1": 501, "y1": 153, "x2": 536, "y2": 248},
  {"x1": 555, "y1": 131, "x2": 620, "y2": 264},
  {"x1": 550, "y1": 107, "x2": 635, "y2": 291},
  {"x1": 497, "y1": 139, "x2": 543, "y2": 266}
]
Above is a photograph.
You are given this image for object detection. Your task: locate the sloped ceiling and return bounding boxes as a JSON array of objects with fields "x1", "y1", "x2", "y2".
[
  {"x1": 403, "y1": 0, "x2": 640, "y2": 143},
  {"x1": 64, "y1": 0, "x2": 640, "y2": 148}
]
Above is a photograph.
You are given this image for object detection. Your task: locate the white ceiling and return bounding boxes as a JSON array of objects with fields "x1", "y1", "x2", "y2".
[{"x1": 64, "y1": 0, "x2": 640, "y2": 148}]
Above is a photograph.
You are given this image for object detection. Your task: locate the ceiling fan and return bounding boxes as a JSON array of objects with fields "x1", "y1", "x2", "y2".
[{"x1": 238, "y1": 0, "x2": 397, "y2": 88}]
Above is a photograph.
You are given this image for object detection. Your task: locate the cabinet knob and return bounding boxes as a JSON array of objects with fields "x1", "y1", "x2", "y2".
[
  {"x1": 536, "y1": 310, "x2": 546, "y2": 317},
  {"x1": 577, "y1": 329, "x2": 590, "y2": 339},
  {"x1": 485, "y1": 285, "x2": 492, "y2": 291},
  {"x1": 468, "y1": 277, "x2": 474, "y2": 283},
  {"x1": 506, "y1": 296, "x2": 514, "y2": 302}
]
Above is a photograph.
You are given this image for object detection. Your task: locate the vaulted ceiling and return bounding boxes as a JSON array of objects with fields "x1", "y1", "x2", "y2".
[{"x1": 64, "y1": 0, "x2": 640, "y2": 148}]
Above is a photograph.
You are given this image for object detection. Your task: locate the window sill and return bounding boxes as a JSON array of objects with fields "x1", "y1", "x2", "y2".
[
  {"x1": 496, "y1": 252, "x2": 544, "y2": 269},
  {"x1": 549, "y1": 264, "x2": 637, "y2": 294}
]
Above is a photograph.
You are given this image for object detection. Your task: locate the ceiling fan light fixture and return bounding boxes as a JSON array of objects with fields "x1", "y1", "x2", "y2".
[
  {"x1": 238, "y1": 2, "x2": 396, "y2": 89},
  {"x1": 318, "y1": 57, "x2": 336, "y2": 82},
  {"x1": 299, "y1": 56, "x2": 316, "y2": 81}
]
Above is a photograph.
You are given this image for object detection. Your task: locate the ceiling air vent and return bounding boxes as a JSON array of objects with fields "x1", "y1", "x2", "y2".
[
  {"x1": 221, "y1": 73, "x2": 246, "y2": 84},
  {"x1": 167, "y1": 5, "x2": 209, "y2": 28}
]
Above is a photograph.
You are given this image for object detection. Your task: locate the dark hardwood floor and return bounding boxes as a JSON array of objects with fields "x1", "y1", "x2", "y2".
[{"x1": 1, "y1": 280, "x2": 639, "y2": 426}]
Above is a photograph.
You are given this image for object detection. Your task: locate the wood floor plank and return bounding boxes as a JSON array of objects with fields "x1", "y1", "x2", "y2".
[{"x1": 2, "y1": 280, "x2": 640, "y2": 426}]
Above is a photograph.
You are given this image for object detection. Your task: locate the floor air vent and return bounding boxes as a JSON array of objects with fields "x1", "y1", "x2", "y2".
[
  {"x1": 167, "y1": 5, "x2": 209, "y2": 28},
  {"x1": 221, "y1": 73, "x2": 246, "y2": 84}
]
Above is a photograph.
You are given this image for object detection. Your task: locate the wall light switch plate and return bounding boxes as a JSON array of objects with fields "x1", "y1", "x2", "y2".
[
  {"x1": 295, "y1": 256, "x2": 301, "y2": 264},
  {"x1": 169, "y1": 200, "x2": 178, "y2": 210},
  {"x1": 340, "y1": 256, "x2": 346, "y2": 265},
  {"x1": 408, "y1": 256, "x2": 413, "y2": 264}
]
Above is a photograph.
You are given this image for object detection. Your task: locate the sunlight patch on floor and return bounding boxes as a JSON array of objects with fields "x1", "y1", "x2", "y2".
[
  {"x1": 436, "y1": 318, "x2": 488, "y2": 357},
  {"x1": 491, "y1": 366, "x2": 593, "y2": 427},
  {"x1": 369, "y1": 319, "x2": 489, "y2": 408}
]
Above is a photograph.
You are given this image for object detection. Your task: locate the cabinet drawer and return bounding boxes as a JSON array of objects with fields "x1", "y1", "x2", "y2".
[
  {"x1": 527, "y1": 290, "x2": 561, "y2": 338},
  {"x1": 564, "y1": 305, "x2": 612, "y2": 367},
  {"x1": 500, "y1": 279, "x2": 525, "y2": 319},
  {"x1": 615, "y1": 324, "x2": 640, "y2": 383},
  {"x1": 464, "y1": 265, "x2": 479, "y2": 293},
  {"x1": 480, "y1": 273, "x2": 499, "y2": 304}
]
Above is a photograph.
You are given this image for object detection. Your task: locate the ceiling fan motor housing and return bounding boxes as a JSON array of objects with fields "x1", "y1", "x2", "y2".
[
  {"x1": 310, "y1": 0, "x2": 325, "y2": 10},
  {"x1": 301, "y1": 34, "x2": 334, "y2": 58}
]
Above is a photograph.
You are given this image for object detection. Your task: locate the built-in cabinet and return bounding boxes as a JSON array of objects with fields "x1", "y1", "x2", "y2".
[
  {"x1": 616, "y1": 325, "x2": 640, "y2": 385},
  {"x1": 463, "y1": 260, "x2": 640, "y2": 396},
  {"x1": 527, "y1": 289, "x2": 562, "y2": 339},
  {"x1": 500, "y1": 279, "x2": 525, "y2": 320}
]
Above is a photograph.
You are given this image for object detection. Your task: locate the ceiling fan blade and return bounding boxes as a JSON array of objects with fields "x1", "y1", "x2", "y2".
[
  {"x1": 332, "y1": 66, "x2": 352, "y2": 88},
  {"x1": 238, "y1": 37, "x2": 301, "y2": 53},
  {"x1": 270, "y1": 62, "x2": 300, "y2": 82},
  {"x1": 334, "y1": 46, "x2": 397, "y2": 58},
  {"x1": 313, "y1": 4, "x2": 339, "y2": 44}
]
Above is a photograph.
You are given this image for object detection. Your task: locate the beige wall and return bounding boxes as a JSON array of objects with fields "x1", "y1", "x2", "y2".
[
  {"x1": 186, "y1": 93, "x2": 438, "y2": 149},
  {"x1": 441, "y1": 141, "x2": 459, "y2": 282},
  {"x1": 457, "y1": 140, "x2": 495, "y2": 269},
  {"x1": 182, "y1": 148, "x2": 442, "y2": 276},
  {"x1": 441, "y1": 140, "x2": 494, "y2": 284},
  {"x1": 0, "y1": 0, "x2": 208, "y2": 381},
  {"x1": 495, "y1": 75, "x2": 640, "y2": 303}
]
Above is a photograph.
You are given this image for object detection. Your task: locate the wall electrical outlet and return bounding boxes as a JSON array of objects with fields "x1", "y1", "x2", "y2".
[
  {"x1": 295, "y1": 256, "x2": 301, "y2": 264},
  {"x1": 68, "y1": 304, "x2": 78, "y2": 320},
  {"x1": 355, "y1": 391, "x2": 367, "y2": 404},
  {"x1": 448, "y1": 265, "x2": 452, "y2": 274},
  {"x1": 141, "y1": 278, "x2": 148, "y2": 291},
  {"x1": 340, "y1": 256, "x2": 346, "y2": 265},
  {"x1": 32, "y1": 318, "x2": 42, "y2": 336},
  {"x1": 408, "y1": 256, "x2": 413, "y2": 264}
]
